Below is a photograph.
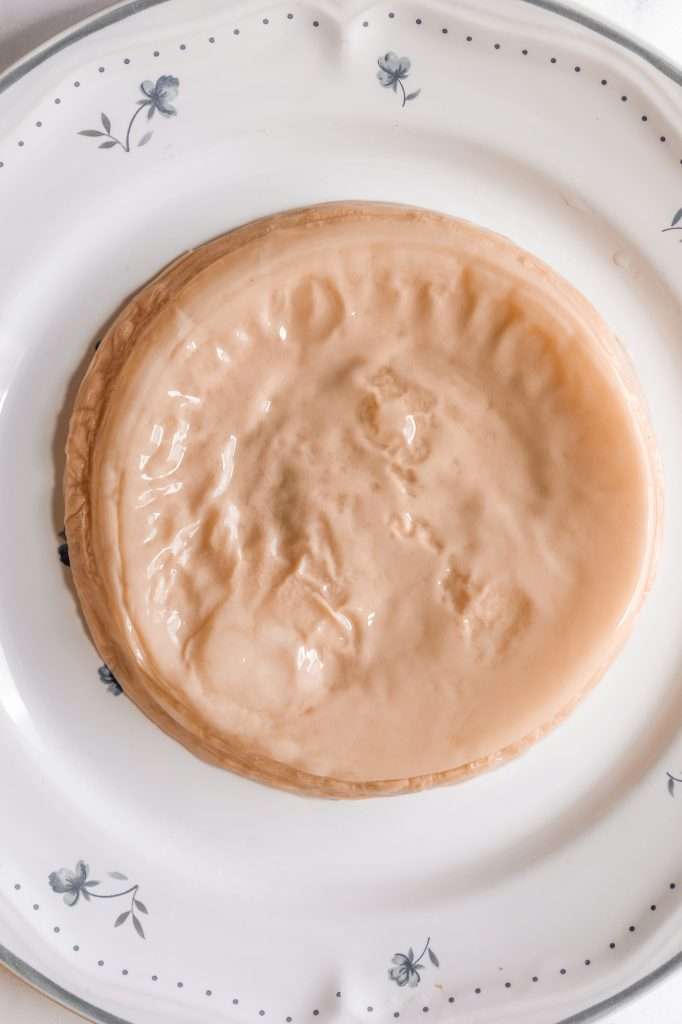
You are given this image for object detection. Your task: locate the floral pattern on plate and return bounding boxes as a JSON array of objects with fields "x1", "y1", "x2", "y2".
[
  {"x1": 49, "y1": 861, "x2": 148, "y2": 938},
  {"x1": 78, "y1": 75, "x2": 180, "y2": 152},
  {"x1": 98, "y1": 664, "x2": 123, "y2": 696},
  {"x1": 388, "y1": 937, "x2": 439, "y2": 987},
  {"x1": 377, "y1": 53, "x2": 421, "y2": 107}
]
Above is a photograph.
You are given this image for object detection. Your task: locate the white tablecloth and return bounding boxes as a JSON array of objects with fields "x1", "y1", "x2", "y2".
[{"x1": 1, "y1": 1, "x2": 681, "y2": 1020}]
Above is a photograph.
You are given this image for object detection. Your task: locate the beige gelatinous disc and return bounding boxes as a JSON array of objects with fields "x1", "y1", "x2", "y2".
[{"x1": 64, "y1": 202, "x2": 660, "y2": 797}]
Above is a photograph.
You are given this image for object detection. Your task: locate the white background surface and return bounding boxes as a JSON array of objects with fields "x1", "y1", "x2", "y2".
[{"x1": 1, "y1": 0, "x2": 682, "y2": 1021}]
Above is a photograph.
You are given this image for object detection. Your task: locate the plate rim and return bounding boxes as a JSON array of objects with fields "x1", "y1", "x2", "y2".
[
  {"x1": 2, "y1": 0, "x2": 682, "y2": 95},
  {"x1": 2, "y1": 0, "x2": 682, "y2": 1021}
]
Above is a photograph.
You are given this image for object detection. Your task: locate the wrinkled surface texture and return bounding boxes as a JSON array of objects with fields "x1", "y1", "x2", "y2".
[{"x1": 66, "y1": 204, "x2": 659, "y2": 792}]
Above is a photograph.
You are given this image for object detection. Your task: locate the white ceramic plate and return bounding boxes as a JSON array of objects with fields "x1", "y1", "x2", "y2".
[{"x1": 2, "y1": 1, "x2": 682, "y2": 1021}]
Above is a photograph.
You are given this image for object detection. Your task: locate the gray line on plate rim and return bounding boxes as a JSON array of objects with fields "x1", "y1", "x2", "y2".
[
  {"x1": 0, "y1": 0, "x2": 681, "y2": 1021},
  {"x1": 0, "y1": 944, "x2": 133, "y2": 1024},
  {"x1": 519, "y1": 0, "x2": 682, "y2": 85},
  {"x1": 0, "y1": 0, "x2": 172, "y2": 93},
  {"x1": 1, "y1": 0, "x2": 682, "y2": 93}
]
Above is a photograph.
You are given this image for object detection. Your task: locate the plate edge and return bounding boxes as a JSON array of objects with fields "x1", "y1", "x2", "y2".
[
  {"x1": 0, "y1": 943, "x2": 133, "y2": 1024},
  {"x1": 2, "y1": 0, "x2": 682, "y2": 94},
  {"x1": 0, "y1": 0, "x2": 172, "y2": 94},
  {"x1": 519, "y1": 0, "x2": 682, "y2": 85}
]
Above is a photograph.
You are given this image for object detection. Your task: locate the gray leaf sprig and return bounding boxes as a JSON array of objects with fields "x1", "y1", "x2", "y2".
[
  {"x1": 662, "y1": 208, "x2": 682, "y2": 239},
  {"x1": 667, "y1": 771, "x2": 682, "y2": 796}
]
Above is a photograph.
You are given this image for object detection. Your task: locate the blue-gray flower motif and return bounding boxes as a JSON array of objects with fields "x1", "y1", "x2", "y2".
[
  {"x1": 377, "y1": 52, "x2": 421, "y2": 107},
  {"x1": 48, "y1": 861, "x2": 148, "y2": 938},
  {"x1": 388, "y1": 938, "x2": 439, "y2": 987},
  {"x1": 98, "y1": 664, "x2": 123, "y2": 696},
  {"x1": 140, "y1": 75, "x2": 179, "y2": 118},
  {"x1": 389, "y1": 951, "x2": 422, "y2": 987},
  {"x1": 57, "y1": 528, "x2": 70, "y2": 568},
  {"x1": 48, "y1": 861, "x2": 99, "y2": 906},
  {"x1": 377, "y1": 51, "x2": 410, "y2": 88},
  {"x1": 78, "y1": 74, "x2": 180, "y2": 152}
]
